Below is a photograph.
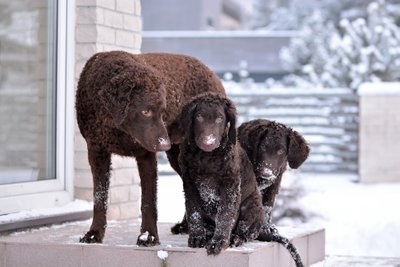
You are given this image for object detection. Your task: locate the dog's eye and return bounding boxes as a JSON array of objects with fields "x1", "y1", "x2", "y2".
[
  {"x1": 141, "y1": 110, "x2": 153, "y2": 117},
  {"x1": 196, "y1": 114, "x2": 204, "y2": 122},
  {"x1": 215, "y1": 117, "x2": 223, "y2": 124},
  {"x1": 277, "y1": 149, "x2": 285, "y2": 155}
]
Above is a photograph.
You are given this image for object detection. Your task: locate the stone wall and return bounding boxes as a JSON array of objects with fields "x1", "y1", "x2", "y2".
[
  {"x1": 74, "y1": 0, "x2": 142, "y2": 220},
  {"x1": 358, "y1": 83, "x2": 400, "y2": 183}
]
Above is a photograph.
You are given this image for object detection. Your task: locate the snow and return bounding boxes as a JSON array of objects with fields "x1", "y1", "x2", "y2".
[
  {"x1": 158, "y1": 137, "x2": 170, "y2": 146},
  {"x1": 138, "y1": 231, "x2": 154, "y2": 242},
  {"x1": 157, "y1": 250, "x2": 168, "y2": 260},
  {"x1": 204, "y1": 134, "x2": 216, "y2": 145},
  {"x1": 290, "y1": 173, "x2": 400, "y2": 258},
  {"x1": 157, "y1": 173, "x2": 400, "y2": 258},
  {"x1": 274, "y1": 1, "x2": 400, "y2": 90},
  {"x1": 0, "y1": 200, "x2": 92, "y2": 224},
  {"x1": 358, "y1": 82, "x2": 400, "y2": 96}
]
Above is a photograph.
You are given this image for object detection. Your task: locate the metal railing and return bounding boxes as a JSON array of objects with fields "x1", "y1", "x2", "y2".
[
  {"x1": 157, "y1": 87, "x2": 358, "y2": 174},
  {"x1": 229, "y1": 87, "x2": 359, "y2": 173}
]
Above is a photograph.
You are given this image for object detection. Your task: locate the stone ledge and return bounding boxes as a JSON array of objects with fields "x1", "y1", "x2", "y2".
[
  {"x1": 358, "y1": 82, "x2": 400, "y2": 96},
  {"x1": 0, "y1": 221, "x2": 325, "y2": 267}
]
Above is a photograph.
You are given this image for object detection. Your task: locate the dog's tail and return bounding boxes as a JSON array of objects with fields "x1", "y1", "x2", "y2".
[{"x1": 257, "y1": 227, "x2": 304, "y2": 267}]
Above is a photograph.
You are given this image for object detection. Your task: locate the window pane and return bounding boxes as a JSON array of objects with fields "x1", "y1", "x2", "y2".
[{"x1": 0, "y1": 1, "x2": 57, "y2": 184}]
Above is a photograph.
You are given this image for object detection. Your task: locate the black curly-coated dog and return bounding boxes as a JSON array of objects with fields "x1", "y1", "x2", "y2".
[
  {"x1": 178, "y1": 93, "x2": 265, "y2": 255},
  {"x1": 237, "y1": 119, "x2": 310, "y2": 226},
  {"x1": 177, "y1": 94, "x2": 305, "y2": 267}
]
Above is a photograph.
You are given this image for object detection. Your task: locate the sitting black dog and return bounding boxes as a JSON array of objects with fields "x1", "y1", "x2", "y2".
[
  {"x1": 178, "y1": 93, "x2": 265, "y2": 255},
  {"x1": 237, "y1": 119, "x2": 310, "y2": 226},
  {"x1": 177, "y1": 94, "x2": 305, "y2": 267}
]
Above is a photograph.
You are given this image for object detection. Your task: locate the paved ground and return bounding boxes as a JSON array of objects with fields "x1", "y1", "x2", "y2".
[{"x1": 312, "y1": 255, "x2": 400, "y2": 267}]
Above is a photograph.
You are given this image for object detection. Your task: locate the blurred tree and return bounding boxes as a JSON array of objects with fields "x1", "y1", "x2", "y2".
[
  {"x1": 279, "y1": 0, "x2": 400, "y2": 90},
  {"x1": 248, "y1": 0, "x2": 400, "y2": 30}
]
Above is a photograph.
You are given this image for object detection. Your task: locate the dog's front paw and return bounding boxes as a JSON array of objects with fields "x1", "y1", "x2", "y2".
[
  {"x1": 206, "y1": 237, "x2": 228, "y2": 255},
  {"x1": 188, "y1": 234, "x2": 208, "y2": 248},
  {"x1": 136, "y1": 231, "x2": 159, "y2": 247},
  {"x1": 79, "y1": 230, "x2": 103, "y2": 243},
  {"x1": 230, "y1": 234, "x2": 245, "y2": 247}
]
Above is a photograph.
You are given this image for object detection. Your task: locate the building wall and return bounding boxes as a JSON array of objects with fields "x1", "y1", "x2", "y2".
[
  {"x1": 74, "y1": 0, "x2": 142, "y2": 220},
  {"x1": 141, "y1": 31, "x2": 295, "y2": 77},
  {"x1": 141, "y1": 0, "x2": 222, "y2": 30},
  {"x1": 358, "y1": 83, "x2": 400, "y2": 183}
]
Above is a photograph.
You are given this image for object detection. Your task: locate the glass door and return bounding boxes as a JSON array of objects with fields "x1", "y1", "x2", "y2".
[
  {"x1": 0, "y1": 0, "x2": 74, "y2": 215},
  {"x1": 0, "y1": 1, "x2": 57, "y2": 185}
]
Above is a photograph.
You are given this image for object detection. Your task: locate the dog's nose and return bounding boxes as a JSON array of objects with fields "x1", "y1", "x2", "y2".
[{"x1": 156, "y1": 137, "x2": 171, "y2": 151}]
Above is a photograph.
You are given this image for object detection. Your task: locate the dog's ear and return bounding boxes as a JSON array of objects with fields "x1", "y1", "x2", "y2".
[
  {"x1": 287, "y1": 129, "x2": 310, "y2": 169},
  {"x1": 238, "y1": 121, "x2": 264, "y2": 156},
  {"x1": 238, "y1": 122, "x2": 259, "y2": 151},
  {"x1": 180, "y1": 98, "x2": 198, "y2": 140},
  {"x1": 224, "y1": 98, "x2": 237, "y2": 144},
  {"x1": 98, "y1": 71, "x2": 135, "y2": 126}
]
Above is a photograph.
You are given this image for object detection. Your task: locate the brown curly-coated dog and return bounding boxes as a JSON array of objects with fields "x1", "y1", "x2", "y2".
[{"x1": 76, "y1": 51, "x2": 225, "y2": 246}]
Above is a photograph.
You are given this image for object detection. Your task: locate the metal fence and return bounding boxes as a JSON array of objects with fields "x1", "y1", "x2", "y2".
[
  {"x1": 157, "y1": 87, "x2": 359, "y2": 174},
  {"x1": 228, "y1": 87, "x2": 359, "y2": 173}
]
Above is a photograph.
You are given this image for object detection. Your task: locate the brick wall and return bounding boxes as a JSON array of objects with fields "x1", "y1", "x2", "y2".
[
  {"x1": 358, "y1": 83, "x2": 400, "y2": 183},
  {"x1": 74, "y1": 0, "x2": 142, "y2": 220}
]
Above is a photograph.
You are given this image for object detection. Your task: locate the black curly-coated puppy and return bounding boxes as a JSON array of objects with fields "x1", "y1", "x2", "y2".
[
  {"x1": 177, "y1": 96, "x2": 305, "y2": 266},
  {"x1": 178, "y1": 93, "x2": 266, "y2": 255},
  {"x1": 238, "y1": 119, "x2": 310, "y2": 226}
]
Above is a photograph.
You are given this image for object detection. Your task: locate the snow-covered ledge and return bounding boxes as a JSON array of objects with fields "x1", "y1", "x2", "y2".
[
  {"x1": 358, "y1": 82, "x2": 400, "y2": 183},
  {"x1": 0, "y1": 221, "x2": 325, "y2": 267},
  {"x1": 358, "y1": 82, "x2": 400, "y2": 96}
]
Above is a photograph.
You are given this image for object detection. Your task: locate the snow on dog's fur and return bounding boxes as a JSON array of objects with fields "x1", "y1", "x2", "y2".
[{"x1": 178, "y1": 93, "x2": 265, "y2": 255}]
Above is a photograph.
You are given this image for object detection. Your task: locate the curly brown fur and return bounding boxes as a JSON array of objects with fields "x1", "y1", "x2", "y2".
[
  {"x1": 238, "y1": 119, "x2": 310, "y2": 225},
  {"x1": 76, "y1": 51, "x2": 225, "y2": 246},
  {"x1": 178, "y1": 94, "x2": 266, "y2": 255}
]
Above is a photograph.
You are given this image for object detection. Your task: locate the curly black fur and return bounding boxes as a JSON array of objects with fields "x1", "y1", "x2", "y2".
[
  {"x1": 178, "y1": 93, "x2": 266, "y2": 255},
  {"x1": 176, "y1": 103, "x2": 305, "y2": 265}
]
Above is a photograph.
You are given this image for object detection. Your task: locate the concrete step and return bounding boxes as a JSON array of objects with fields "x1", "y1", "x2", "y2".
[{"x1": 0, "y1": 220, "x2": 325, "y2": 267}]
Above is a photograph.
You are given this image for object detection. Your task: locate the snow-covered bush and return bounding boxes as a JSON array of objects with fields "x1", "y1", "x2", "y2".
[
  {"x1": 279, "y1": 11, "x2": 341, "y2": 87},
  {"x1": 280, "y1": 0, "x2": 400, "y2": 90},
  {"x1": 249, "y1": 0, "x2": 400, "y2": 30}
]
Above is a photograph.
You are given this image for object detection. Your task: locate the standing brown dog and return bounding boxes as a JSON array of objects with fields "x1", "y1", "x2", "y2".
[{"x1": 76, "y1": 51, "x2": 225, "y2": 246}]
